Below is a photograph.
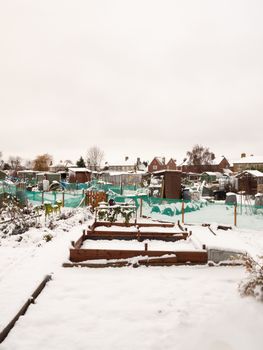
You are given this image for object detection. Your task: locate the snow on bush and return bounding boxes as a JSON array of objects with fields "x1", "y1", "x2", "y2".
[{"x1": 239, "y1": 255, "x2": 263, "y2": 302}]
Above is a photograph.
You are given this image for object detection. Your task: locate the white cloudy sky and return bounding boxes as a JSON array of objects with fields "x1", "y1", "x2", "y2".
[{"x1": 0, "y1": 0, "x2": 262, "y2": 165}]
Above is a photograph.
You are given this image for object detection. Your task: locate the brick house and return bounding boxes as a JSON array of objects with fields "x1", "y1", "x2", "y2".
[
  {"x1": 233, "y1": 154, "x2": 263, "y2": 172},
  {"x1": 148, "y1": 157, "x2": 166, "y2": 173},
  {"x1": 179, "y1": 156, "x2": 230, "y2": 174},
  {"x1": 166, "y1": 158, "x2": 177, "y2": 170}
]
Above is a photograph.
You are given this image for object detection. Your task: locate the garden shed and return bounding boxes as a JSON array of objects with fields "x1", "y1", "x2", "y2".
[
  {"x1": 236, "y1": 170, "x2": 263, "y2": 195},
  {"x1": 68, "y1": 168, "x2": 91, "y2": 183},
  {"x1": 153, "y1": 170, "x2": 182, "y2": 199}
]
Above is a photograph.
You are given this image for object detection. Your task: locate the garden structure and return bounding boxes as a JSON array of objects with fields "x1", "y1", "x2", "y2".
[{"x1": 64, "y1": 219, "x2": 208, "y2": 268}]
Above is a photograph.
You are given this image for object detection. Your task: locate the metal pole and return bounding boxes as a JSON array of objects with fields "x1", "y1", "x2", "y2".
[
  {"x1": 182, "y1": 200, "x2": 185, "y2": 224},
  {"x1": 234, "y1": 205, "x2": 237, "y2": 226},
  {"x1": 140, "y1": 198, "x2": 143, "y2": 217}
]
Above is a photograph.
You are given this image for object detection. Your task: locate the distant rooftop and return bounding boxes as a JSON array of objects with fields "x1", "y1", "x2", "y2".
[{"x1": 233, "y1": 155, "x2": 263, "y2": 164}]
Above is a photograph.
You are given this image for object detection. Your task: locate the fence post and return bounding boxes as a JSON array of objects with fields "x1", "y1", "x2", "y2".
[
  {"x1": 234, "y1": 205, "x2": 237, "y2": 226},
  {"x1": 41, "y1": 191, "x2": 44, "y2": 204},
  {"x1": 140, "y1": 198, "x2": 143, "y2": 217},
  {"x1": 182, "y1": 200, "x2": 185, "y2": 224},
  {"x1": 62, "y1": 191, "x2": 65, "y2": 207}
]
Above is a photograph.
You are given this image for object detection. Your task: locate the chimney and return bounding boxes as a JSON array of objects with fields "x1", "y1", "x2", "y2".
[
  {"x1": 162, "y1": 157, "x2": 166, "y2": 165},
  {"x1": 125, "y1": 156, "x2": 129, "y2": 162},
  {"x1": 137, "y1": 157, "x2": 140, "y2": 165},
  {"x1": 241, "y1": 153, "x2": 246, "y2": 158}
]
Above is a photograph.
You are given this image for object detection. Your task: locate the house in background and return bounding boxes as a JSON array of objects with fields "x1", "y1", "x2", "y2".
[
  {"x1": 233, "y1": 154, "x2": 263, "y2": 172},
  {"x1": 166, "y1": 158, "x2": 177, "y2": 170},
  {"x1": 103, "y1": 157, "x2": 147, "y2": 172},
  {"x1": 148, "y1": 157, "x2": 166, "y2": 173},
  {"x1": 148, "y1": 157, "x2": 177, "y2": 173},
  {"x1": 178, "y1": 156, "x2": 230, "y2": 174}
]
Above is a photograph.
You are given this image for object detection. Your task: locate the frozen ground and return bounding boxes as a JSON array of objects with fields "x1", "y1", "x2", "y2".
[
  {"x1": 0, "y1": 208, "x2": 263, "y2": 350},
  {"x1": 1, "y1": 267, "x2": 263, "y2": 350}
]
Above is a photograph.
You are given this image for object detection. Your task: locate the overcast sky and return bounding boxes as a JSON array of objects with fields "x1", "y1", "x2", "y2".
[{"x1": 0, "y1": 0, "x2": 262, "y2": 165}]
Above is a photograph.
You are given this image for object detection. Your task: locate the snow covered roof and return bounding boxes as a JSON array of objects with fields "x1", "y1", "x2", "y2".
[
  {"x1": 102, "y1": 171, "x2": 145, "y2": 176},
  {"x1": 241, "y1": 170, "x2": 263, "y2": 177},
  {"x1": 211, "y1": 156, "x2": 227, "y2": 165},
  {"x1": 202, "y1": 172, "x2": 223, "y2": 177},
  {"x1": 17, "y1": 170, "x2": 38, "y2": 174},
  {"x1": 148, "y1": 157, "x2": 165, "y2": 166},
  {"x1": 68, "y1": 167, "x2": 91, "y2": 173},
  {"x1": 178, "y1": 156, "x2": 228, "y2": 167},
  {"x1": 223, "y1": 168, "x2": 233, "y2": 175},
  {"x1": 233, "y1": 156, "x2": 263, "y2": 164}
]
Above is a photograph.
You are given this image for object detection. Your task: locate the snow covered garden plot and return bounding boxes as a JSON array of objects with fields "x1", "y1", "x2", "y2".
[
  {"x1": 66, "y1": 221, "x2": 207, "y2": 267},
  {"x1": 0, "y1": 206, "x2": 263, "y2": 350}
]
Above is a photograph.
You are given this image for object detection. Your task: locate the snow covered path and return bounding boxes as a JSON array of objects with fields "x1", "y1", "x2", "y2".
[
  {"x1": 1, "y1": 266, "x2": 263, "y2": 350},
  {"x1": 0, "y1": 211, "x2": 90, "y2": 331}
]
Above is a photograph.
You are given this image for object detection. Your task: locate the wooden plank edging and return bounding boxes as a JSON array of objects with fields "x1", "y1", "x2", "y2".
[{"x1": 0, "y1": 274, "x2": 52, "y2": 344}]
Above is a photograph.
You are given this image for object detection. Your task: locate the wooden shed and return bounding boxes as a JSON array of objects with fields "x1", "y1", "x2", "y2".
[
  {"x1": 68, "y1": 168, "x2": 91, "y2": 183},
  {"x1": 153, "y1": 170, "x2": 182, "y2": 199},
  {"x1": 236, "y1": 170, "x2": 263, "y2": 195}
]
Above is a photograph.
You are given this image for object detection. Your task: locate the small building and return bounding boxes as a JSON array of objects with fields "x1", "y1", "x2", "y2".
[
  {"x1": 152, "y1": 170, "x2": 182, "y2": 199},
  {"x1": 236, "y1": 170, "x2": 263, "y2": 195},
  {"x1": 68, "y1": 168, "x2": 91, "y2": 183}
]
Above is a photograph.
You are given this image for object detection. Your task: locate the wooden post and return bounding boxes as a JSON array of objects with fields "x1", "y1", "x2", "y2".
[
  {"x1": 234, "y1": 205, "x2": 237, "y2": 226},
  {"x1": 182, "y1": 201, "x2": 185, "y2": 224},
  {"x1": 42, "y1": 191, "x2": 44, "y2": 204},
  {"x1": 144, "y1": 243, "x2": 148, "y2": 251},
  {"x1": 139, "y1": 198, "x2": 143, "y2": 217},
  {"x1": 62, "y1": 191, "x2": 65, "y2": 207}
]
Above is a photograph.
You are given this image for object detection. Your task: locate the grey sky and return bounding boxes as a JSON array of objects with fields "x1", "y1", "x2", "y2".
[{"x1": 0, "y1": 0, "x2": 262, "y2": 165}]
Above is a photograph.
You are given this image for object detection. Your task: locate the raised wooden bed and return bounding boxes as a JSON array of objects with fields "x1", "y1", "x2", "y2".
[
  {"x1": 65, "y1": 220, "x2": 208, "y2": 268},
  {"x1": 85, "y1": 221, "x2": 190, "y2": 242}
]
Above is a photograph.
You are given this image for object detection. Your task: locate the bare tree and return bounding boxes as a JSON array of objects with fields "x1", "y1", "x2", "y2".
[
  {"x1": 86, "y1": 146, "x2": 104, "y2": 171},
  {"x1": 8, "y1": 156, "x2": 22, "y2": 170},
  {"x1": 186, "y1": 144, "x2": 215, "y2": 166}
]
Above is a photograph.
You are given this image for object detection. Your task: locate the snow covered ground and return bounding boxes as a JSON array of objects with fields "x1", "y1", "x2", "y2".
[
  {"x1": 0, "y1": 207, "x2": 263, "y2": 350},
  {"x1": 143, "y1": 202, "x2": 263, "y2": 231}
]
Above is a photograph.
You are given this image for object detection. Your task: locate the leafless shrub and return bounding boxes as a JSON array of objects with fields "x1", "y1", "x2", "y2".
[{"x1": 239, "y1": 254, "x2": 263, "y2": 302}]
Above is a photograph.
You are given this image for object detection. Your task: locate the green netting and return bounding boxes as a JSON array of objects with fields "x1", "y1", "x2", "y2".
[
  {"x1": 141, "y1": 197, "x2": 208, "y2": 217},
  {"x1": 26, "y1": 190, "x2": 85, "y2": 208},
  {"x1": 64, "y1": 194, "x2": 85, "y2": 208}
]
